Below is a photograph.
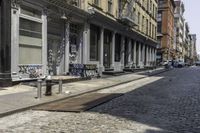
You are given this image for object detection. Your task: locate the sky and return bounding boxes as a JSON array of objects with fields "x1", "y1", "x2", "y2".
[{"x1": 182, "y1": 0, "x2": 200, "y2": 54}]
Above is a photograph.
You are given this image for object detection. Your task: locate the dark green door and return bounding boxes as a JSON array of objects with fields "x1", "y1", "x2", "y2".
[{"x1": 104, "y1": 43, "x2": 111, "y2": 68}]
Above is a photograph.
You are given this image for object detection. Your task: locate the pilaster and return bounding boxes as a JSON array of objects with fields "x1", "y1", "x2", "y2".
[
  {"x1": 83, "y1": 22, "x2": 90, "y2": 64},
  {"x1": 42, "y1": 10, "x2": 48, "y2": 76},
  {"x1": 142, "y1": 44, "x2": 145, "y2": 67},
  {"x1": 111, "y1": 31, "x2": 116, "y2": 69},
  {"x1": 99, "y1": 27, "x2": 104, "y2": 74},
  {"x1": 128, "y1": 38, "x2": 132, "y2": 67},
  {"x1": 64, "y1": 22, "x2": 70, "y2": 73},
  {"x1": 133, "y1": 41, "x2": 137, "y2": 67},
  {"x1": 11, "y1": 2, "x2": 19, "y2": 78},
  {"x1": 0, "y1": 0, "x2": 12, "y2": 86},
  {"x1": 138, "y1": 42, "x2": 141, "y2": 67},
  {"x1": 120, "y1": 36, "x2": 125, "y2": 69},
  {"x1": 146, "y1": 46, "x2": 149, "y2": 66}
]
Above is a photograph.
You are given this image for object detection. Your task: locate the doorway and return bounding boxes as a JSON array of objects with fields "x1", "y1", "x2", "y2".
[
  {"x1": 69, "y1": 23, "x2": 82, "y2": 64},
  {"x1": 124, "y1": 38, "x2": 129, "y2": 67},
  {"x1": 103, "y1": 30, "x2": 112, "y2": 69},
  {"x1": 136, "y1": 42, "x2": 139, "y2": 67},
  {"x1": 47, "y1": 17, "x2": 65, "y2": 75}
]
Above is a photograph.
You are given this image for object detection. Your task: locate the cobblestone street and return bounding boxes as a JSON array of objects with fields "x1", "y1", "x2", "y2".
[{"x1": 1, "y1": 67, "x2": 200, "y2": 133}]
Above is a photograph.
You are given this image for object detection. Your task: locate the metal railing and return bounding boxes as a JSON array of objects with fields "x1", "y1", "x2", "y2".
[
  {"x1": 47, "y1": 0, "x2": 81, "y2": 8},
  {"x1": 120, "y1": 9, "x2": 138, "y2": 25},
  {"x1": 119, "y1": 0, "x2": 138, "y2": 26}
]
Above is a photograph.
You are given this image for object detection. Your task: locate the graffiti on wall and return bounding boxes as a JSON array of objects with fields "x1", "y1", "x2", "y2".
[{"x1": 18, "y1": 65, "x2": 43, "y2": 78}]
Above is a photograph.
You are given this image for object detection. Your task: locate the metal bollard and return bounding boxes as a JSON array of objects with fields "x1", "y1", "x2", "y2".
[
  {"x1": 59, "y1": 80, "x2": 63, "y2": 94},
  {"x1": 45, "y1": 79, "x2": 52, "y2": 96},
  {"x1": 37, "y1": 79, "x2": 42, "y2": 99}
]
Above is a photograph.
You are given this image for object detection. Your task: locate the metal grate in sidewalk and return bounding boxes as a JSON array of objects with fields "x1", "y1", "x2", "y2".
[{"x1": 33, "y1": 93, "x2": 123, "y2": 112}]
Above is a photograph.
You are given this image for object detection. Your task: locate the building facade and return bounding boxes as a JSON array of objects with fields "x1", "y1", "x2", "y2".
[
  {"x1": 189, "y1": 34, "x2": 197, "y2": 63},
  {"x1": 183, "y1": 22, "x2": 191, "y2": 63},
  {"x1": 0, "y1": 0, "x2": 158, "y2": 86},
  {"x1": 157, "y1": 0, "x2": 175, "y2": 63},
  {"x1": 174, "y1": 0, "x2": 185, "y2": 61}
]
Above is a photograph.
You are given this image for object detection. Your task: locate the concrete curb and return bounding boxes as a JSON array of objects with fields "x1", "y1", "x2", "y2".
[
  {"x1": 0, "y1": 68, "x2": 171, "y2": 118},
  {"x1": 148, "y1": 68, "x2": 172, "y2": 76}
]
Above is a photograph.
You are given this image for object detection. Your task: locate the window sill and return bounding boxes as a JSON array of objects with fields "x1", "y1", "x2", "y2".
[
  {"x1": 90, "y1": 59, "x2": 99, "y2": 62},
  {"x1": 106, "y1": 12, "x2": 114, "y2": 17},
  {"x1": 89, "y1": 3, "x2": 103, "y2": 11}
]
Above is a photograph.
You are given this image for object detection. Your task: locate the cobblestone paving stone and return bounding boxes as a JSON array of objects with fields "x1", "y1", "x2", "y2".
[{"x1": 1, "y1": 67, "x2": 200, "y2": 133}]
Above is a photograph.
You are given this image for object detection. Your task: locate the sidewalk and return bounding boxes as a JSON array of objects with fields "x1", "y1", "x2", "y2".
[{"x1": 0, "y1": 67, "x2": 169, "y2": 118}]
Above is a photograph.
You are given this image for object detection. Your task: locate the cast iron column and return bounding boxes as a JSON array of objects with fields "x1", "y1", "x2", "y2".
[
  {"x1": 133, "y1": 41, "x2": 137, "y2": 68},
  {"x1": 0, "y1": 0, "x2": 12, "y2": 86}
]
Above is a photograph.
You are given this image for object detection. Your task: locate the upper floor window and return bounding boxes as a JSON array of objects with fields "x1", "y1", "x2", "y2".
[
  {"x1": 19, "y1": 6, "x2": 43, "y2": 64},
  {"x1": 157, "y1": 12, "x2": 162, "y2": 22},
  {"x1": 149, "y1": 0, "x2": 152, "y2": 13},
  {"x1": 150, "y1": 22, "x2": 152, "y2": 37},
  {"x1": 94, "y1": 0, "x2": 100, "y2": 6},
  {"x1": 142, "y1": 0, "x2": 145, "y2": 7},
  {"x1": 158, "y1": 0, "x2": 166, "y2": 7},
  {"x1": 142, "y1": 16, "x2": 145, "y2": 33},
  {"x1": 146, "y1": 19, "x2": 148, "y2": 35},
  {"x1": 153, "y1": 4, "x2": 155, "y2": 17},
  {"x1": 138, "y1": 12, "x2": 140, "y2": 24},
  {"x1": 155, "y1": 7, "x2": 157, "y2": 18},
  {"x1": 138, "y1": 12, "x2": 140, "y2": 30},
  {"x1": 71, "y1": 0, "x2": 81, "y2": 7},
  {"x1": 108, "y1": 0, "x2": 113, "y2": 14},
  {"x1": 90, "y1": 24, "x2": 100, "y2": 61},
  {"x1": 152, "y1": 24, "x2": 154, "y2": 38},
  {"x1": 157, "y1": 22, "x2": 162, "y2": 33}
]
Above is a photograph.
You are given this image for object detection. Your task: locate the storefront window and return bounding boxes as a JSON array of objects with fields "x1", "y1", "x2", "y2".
[
  {"x1": 115, "y1": 34, "x2": 121, "y2": 62},
  {"x1": 90, "y1": 24, "x2": 100, "y2": 61},
  {"x1": 20, "y1": 18, "x2": 42, "y2": 38},
  {"x1": 21, "y1": 6, "x2": 41, "y2": 19},
  {"x1": 94, "y1": 0, "x2": 100, "y2": 6},
  {"x1": 19, "y1": 7, "x2": 42, "y2": 64}
]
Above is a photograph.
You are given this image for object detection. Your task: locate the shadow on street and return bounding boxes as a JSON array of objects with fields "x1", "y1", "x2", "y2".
[{"x1": 88, "y1": 67, "x2": 200, "y2": 133}]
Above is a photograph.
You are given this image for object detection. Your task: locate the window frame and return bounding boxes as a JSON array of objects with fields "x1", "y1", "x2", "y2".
[
  {"x1": 107, "y1": 0, "x2": 113, "y2": 14},
  {"x1": 115, "y1": 33, "x2": 121, "y2": 62},
  {"x1": 94, "y1": 0, "x2": 100, "y2": 6},
  {"x1": 90, "y1": 24, "x2": 100, "y2": 61},
  {"x1": 18, "y1": 5, "x2": 43, "y2": 65}
]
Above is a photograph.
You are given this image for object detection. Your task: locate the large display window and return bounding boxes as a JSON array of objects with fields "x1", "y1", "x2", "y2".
[
  {"x1": 19, "y1": 6, "x2": 42, "y2": 65},
  {"x1": 90, "y1": 24, "x2": 100, "y2": 61}
]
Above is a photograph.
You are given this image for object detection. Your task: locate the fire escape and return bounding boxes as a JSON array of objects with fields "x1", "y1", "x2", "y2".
[
  {"x1": 47, "y1": 0, "x2": 81, "y2": 8},
  {"x1": 119, "y1": 0, "x2": 138, "y2": 27}
]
